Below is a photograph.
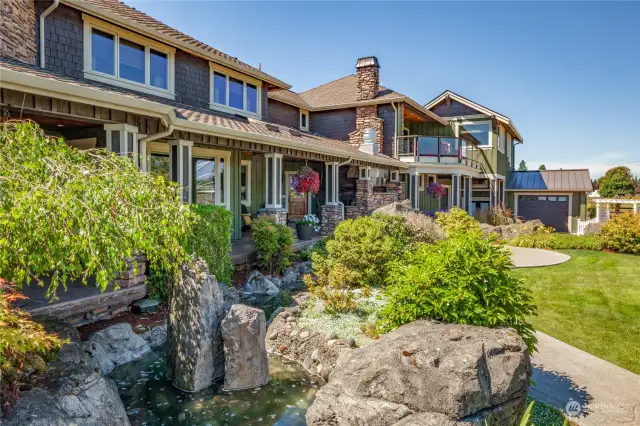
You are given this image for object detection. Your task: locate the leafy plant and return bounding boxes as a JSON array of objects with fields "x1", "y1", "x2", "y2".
[
  {"x1": 0, "y1": 279, "x2": 65, "y2": 414},
  {"x1": 600, "y1": 213, "x2": 640, "y2": 254},
  {"x1": 252, "y1": 217, "x2": 295, "y2": 275},
  {"x1": 587, "y1": 201, "x2": 597, "y2": 219},
  {"x1": 488, "y1": 205, "x2": 514, "y2": 226},
  {"x1": 297, "y1": 213, "x2": 320, "y2": 232},
  {"x1": 598, "y1": 166, "x2": 636, "y2": 198},
  {"x1": 0, "y1": 121, "x2": 193, "y2": 299},
  {"x1": 435, "y1": 206, "x2": 483, "y2": 237},
  {"x1": 508, "y1": 233, "x2": 602, "y2": 251},
  {"x1": 378, "y1": 233, "x2": 537, "y2": 353},
  {"x1": 183, "y1": 204, "x2": 233, "y2": 285}
]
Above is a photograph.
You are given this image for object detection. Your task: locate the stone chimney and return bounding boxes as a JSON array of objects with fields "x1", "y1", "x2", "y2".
[
  {"x1": 355, "y1": 56, "x2": 380, "y2": 101},
  {"x1": 0, "y1": 0, "x2": 37, "y2": 65}
]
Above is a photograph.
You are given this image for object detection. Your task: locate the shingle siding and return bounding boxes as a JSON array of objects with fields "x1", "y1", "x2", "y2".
[
  {"x1": 310, "y1": 108, "x2": 356, "y2": 141},
  {"x1": 378, "y1": 103, "x2": 396, "y2": 156},
  {"x1": 35, "y1": 2, "x2": 83, "y2": 79},
  {"x1": 174, "y1": 50, "x2": 210, "y2": 110},
  {"x1": 268, "y1": 99, "x2": 299, "y2": 129}
]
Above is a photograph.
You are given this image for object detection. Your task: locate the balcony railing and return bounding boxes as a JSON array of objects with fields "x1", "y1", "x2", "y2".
[{"x1": 396, "y1": 136, "x2": 480, "y2": 168}]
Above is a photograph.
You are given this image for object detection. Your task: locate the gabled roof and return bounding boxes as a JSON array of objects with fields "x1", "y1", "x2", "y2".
[
  {"x1": 269, "y1": 90, "x2": 311, "y2": 110},
  {"x1": 507, "y1": 170, "x2": 592, "y2": 192},
  {"x1": 425, "y1": 90, "x2": 523, "y2": 142},
  {"x1": 267, "y1": 75, "x2": 448, "y2": 125},
  {"x1": 60, "y1": 0, "x2": 290, "y2": 89},
  {"x1": 0, "y1": 58, "x2": 405, "y2": 168}
]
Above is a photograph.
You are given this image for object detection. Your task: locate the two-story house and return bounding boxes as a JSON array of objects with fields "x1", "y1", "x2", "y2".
[{"x1": 0, "y1": 0, "x2": 408, "y2": 242}]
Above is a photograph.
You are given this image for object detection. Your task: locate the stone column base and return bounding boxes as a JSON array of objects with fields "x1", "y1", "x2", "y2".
[
  {"x1": 320, "y1": 204, "x2": 342, "y2": 235},
  {"x1": 257, "y1": 208, "x2": 288, "y2": 225}
]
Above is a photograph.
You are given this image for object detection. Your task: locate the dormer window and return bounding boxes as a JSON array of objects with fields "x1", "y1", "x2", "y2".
[
  {"x1": 210, "y1": 64, "x2": 261, "y2": 118},
  {"x1": 83, "y1": 15, "x2": 175, "y2": 99},
  {"x1": 300, "y1": 109, "x2": 309, "y2": 131}
]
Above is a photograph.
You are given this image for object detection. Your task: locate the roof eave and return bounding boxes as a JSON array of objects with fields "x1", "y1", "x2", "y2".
[{"x1": 61, "y1": 0, "x2": 291, "y2": 90}]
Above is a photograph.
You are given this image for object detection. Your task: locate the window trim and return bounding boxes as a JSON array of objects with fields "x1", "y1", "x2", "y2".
[
  {"x1": 83, "y1": 15, "x2": 175, "y2": 99},
  {"x1": 455, "y1": 119, "x2": 492, "y2": 149},
  {"x1": 300, "y1": 109, "x2": 309, "y2": 131},
  {"x1": 498, "y1": 125, "x2": 506, "y2": 153},
  {"x1": 209, "y1": 63, "x2": 262, "y2": 118},
  {"x1": 240, "y1": 159, "x2": 252, "y2": 208}
]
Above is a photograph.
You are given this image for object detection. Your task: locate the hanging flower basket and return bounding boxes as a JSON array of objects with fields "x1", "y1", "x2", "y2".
[
  {"x1": 290, "y1": 166, "x2": 320, "y2": 196},
  {"x1": 427, "y1": 182, "x2": 446, "y2": 199}
]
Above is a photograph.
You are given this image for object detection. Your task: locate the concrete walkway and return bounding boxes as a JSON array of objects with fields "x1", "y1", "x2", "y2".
[
  {"x1": 531, "y1": 332, "x2": 640, "y2": 425},
  {"x1": 506, "y1": 246, "x2": 571, "y2": 268}
]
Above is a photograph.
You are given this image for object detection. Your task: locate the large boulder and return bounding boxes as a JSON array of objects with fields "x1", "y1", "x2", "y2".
[
  {"x1": 221, "y1": 304, "x2": 269, "y2": 390},
  {"x1": 166, "y1": 258, "x2": 225, "y2": 392},
  {"x1": 584, "y1": 222, "x2": 601, "y2": 235},
  {"x1": 374, "y1": 199, "x2": 414, "y2": 215},
  {"x1": 4, "y1": 342, "x2": 130, "y2": 426},
  {"x1": 306, "y1": 321, "x2": 531, "y2": 426},
  {"x1": 88, "y1": 323, "x2": 150, "y2": 374},
  {"x1": 481, "y1": 219, "x2": 545, "y2": 240},
  {"x1": 243, "y1": 270, "x2": 280, "y2": 296}
]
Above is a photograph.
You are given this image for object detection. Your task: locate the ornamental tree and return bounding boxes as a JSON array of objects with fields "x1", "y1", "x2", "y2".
[
  {"x1": 0, "y1": 121, "x2": 194, "y2": 299},
  {"x1": 598, "y1": 166, "x2": 636, "y2": 198}
]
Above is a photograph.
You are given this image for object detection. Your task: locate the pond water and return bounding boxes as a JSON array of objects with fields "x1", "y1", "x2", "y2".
[{"x1": 109, "y1": 345, "x2": 319, "y2": 426}]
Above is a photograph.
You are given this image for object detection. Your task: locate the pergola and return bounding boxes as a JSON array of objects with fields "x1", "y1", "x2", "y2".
[{"x1": 594, "y1": 198, "x2": 640, "y2": 222}]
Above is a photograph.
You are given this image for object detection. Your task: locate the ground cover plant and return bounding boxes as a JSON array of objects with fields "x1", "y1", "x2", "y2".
[{"x1": 508, "y1": 232, "x2": 602, "y2": 251}]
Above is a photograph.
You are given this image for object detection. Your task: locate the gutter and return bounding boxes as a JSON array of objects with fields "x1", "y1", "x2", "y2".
[
  {"x1": 40, "y1": 0, "x2": 60, "y2": 68},
  {"x1": 139, "y1": 112, "x2": 175, "y2": 144}
]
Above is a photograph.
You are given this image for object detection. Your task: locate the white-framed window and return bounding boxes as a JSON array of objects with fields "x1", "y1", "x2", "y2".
[
  {"x1": 359, "y1": 166, "x2": 371, "y2": 180},
  {"x1": 265, "y1": 153, "x2": 283, "y2": 208},
  {"x1": 104, "y1": 123, "x2": 148, "y2": 171},
  {"x1": 390, "y1": 171, "x2": 399, "y2": 182},
  {"x1": 457, "y1": 120, "x2": 492, "y2": 148},
  {"x1": 498, "y1": 125, "x2": 506, "y2": 153},
  {"x1": 419, "y1": 174, "x2": 425, "y2": 190},
  {"x1": 300, "y1": 109, "x2": 309, "y2": 131},
  {"x1": 325, "y1": 162, "x2": 339, "y2": 205},
  {"x1": 210, "y1": 64, "x2": 262, "y2": 118},
  {"x1": 83, "y1": 15, "x2": 175, "y2": 99},
  {"x1": 241, "y1": 160, "x2": 252, "y2": 208}
]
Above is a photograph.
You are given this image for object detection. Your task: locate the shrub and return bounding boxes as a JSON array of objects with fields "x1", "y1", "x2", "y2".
[
  {"x1": 0, "y1": 121, "x2": 193, "y2": 299},
  {"x1": 600, "y1": 213, "x2": 640, "y2": 254},
  {"x1": 183, "y1": 205, "x2": 233, "y2": 284},
  {"x1": 377, "y1": 233, "x2": 537, "y2": 352},
  {"x1": 0, "y1": 279, "x2": 65, "y2": 414},
  {"x1": 435, "y1": 206, "x2": 482, "y2": 237},
  {"x1": 488, "y1": 205, "x2": 514, "y2": 226},
  {"x1": 397, "y1": 211, "x2": 445, "y2": 245},
  {"x1": 587, "y1": 201, "x2": 597, "y2": 219},
  {"x1": 508, "y1": 233, "x2": 602, "y2": 251},
  {"x1": 598, "y1": 166, "x2": 636, "y2": 198},
  {"x1": 252, "y1": 217, "x2": 295, "y2": 275}
]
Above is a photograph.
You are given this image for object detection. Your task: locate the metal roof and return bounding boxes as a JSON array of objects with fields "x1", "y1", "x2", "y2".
[{"x1": 507, "y1": 170, "x2": 593, "y2": 192}]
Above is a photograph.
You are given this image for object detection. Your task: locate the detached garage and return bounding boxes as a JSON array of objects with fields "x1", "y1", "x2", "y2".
[{"x1": 506, "y1": 169, "x2": 592, "y2": 233}]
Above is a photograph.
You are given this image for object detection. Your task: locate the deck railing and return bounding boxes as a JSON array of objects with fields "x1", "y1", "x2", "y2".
[{"x1": 396, "y1": 136, "x2": 480, "y2": 168}]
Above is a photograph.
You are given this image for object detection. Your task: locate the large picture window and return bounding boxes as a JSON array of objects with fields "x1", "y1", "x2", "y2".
[
  {"x1": 210, "y1": 65, "x2": 262, "y2": 117},
  {"x1": 83, "y1": 15, "x2": 175, "y2": 98},
  {"x1": 193, "y1": 156, "x2": 227, "y2": 207},
  {"x1": 458, "y1": 121, "x2": 491, "y2": 147}
]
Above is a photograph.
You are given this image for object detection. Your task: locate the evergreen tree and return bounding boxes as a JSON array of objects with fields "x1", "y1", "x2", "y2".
[
  {"x1": 518, "y1": 160, "x2": 528, "y2": 171},
  {"x1": 538, "y1": 164, "x2": 547, "y2": 170}
]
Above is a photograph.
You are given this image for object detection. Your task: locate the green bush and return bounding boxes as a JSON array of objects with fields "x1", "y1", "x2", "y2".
[
  {"x1": 377, "y1": 233, "x2": 537, "y2": 352},
  {"x1": 600, "y1": 213, "x2": 640, "y2": 254},
  {"x1": 435, "y1": 207, "x2": 483, "y2": 237},
  {"x1": 598, "y1": 166, "x2": 636, "y2": 198},
  {"x1": 184, "y1": 205, "x2": 233, "y2": 284},
  {"x1": 508, "y1": 233, "x2": 602, "y2": 251},
  {"x1": 252, "y1": 217, "x2": 295, "y2": 275}
]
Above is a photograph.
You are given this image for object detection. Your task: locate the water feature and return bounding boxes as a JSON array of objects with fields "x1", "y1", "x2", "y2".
[{"x1": 109, "y1": 345, "x2": 318, "y2": 426}]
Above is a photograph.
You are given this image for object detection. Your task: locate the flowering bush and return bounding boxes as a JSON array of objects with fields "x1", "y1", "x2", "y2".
[
  {"x1": 426, "y1": 182, "x2": 446, "y2": 199},
  {"x1": 290, "y1": 166, "x2": 320, "y2": 195},
  {"x1": 298, "y1": 214, "x2": 320, "y2": 232}
]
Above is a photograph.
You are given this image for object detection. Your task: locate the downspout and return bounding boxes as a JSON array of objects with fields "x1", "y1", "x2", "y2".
[
  {"x1": 139, "y1": 114, "x2": 174, "y2": 144},
  {"x1": 40, "y1": 0, "x2": 60, "y2": 68},
  {"x1": 336, "y1": 157, "x2": 353, "y2": 221}
]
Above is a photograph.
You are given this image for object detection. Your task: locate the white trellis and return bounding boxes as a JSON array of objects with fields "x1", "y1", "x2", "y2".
[{"x1": 578, "y1": 198, "x2": 640, "y2": 234}]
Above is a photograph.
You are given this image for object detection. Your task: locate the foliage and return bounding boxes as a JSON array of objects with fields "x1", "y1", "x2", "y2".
[
  {"x1": 508, "y1": 233, "x2": 602, "y2": 251},
  {"x1": 518, "y1": 160, "x2": 528, "y2": 171},
  {"x1": 377, "y1": 233, "x2": 537, "y2": 353},
  {"x1": 525, "y1": 396, "x2": 573, "y2": 426},
  {"x1": 0, "y1": 121, "x2": 193, "y2": 299},
  {"x1": 295, "y1": 239, "x2": 326, "y2": 262},
  {"x1": 251, "y1": 217, "x2": 295, "y2": 275},
  {"x1": 297, "y1": 213, "x2": 320, "y2": 232},
  {"x1": 600, "y1": 212, "x2": 640, "y2": 254},
  {"x1": 147, "y1": 266, "x2": 171, "y2": 302},
  {"x1": 183, "y1": 204, "x2": 233, "y2": 285},
  {"x1": 538, "y1": 164, "x2": 547, "y2": 171},
  {"x1": 289, "y1": 166, "x2": 320, "y2": 195},
  {"x1": 488, "y1": 205, "x2": 514, "y2": 226},
  {"x1": 396, "y1": 211, "x2": 445, "y2": 245},
  {"x1": 587, "y1": 201, "x2": 597, "y2": 219},
  {"x1": 435, "y1": 206, "x2": 483, "y2": 237},
  {"x1": 426, "y1": 182, "x2": 446, "y2": 199},
  {"x1": 598, "y1": 166, "x2": 636, "y2": 198},
  {"x1": 0, "y1": 279, "x2": 65, "y2": 414}
]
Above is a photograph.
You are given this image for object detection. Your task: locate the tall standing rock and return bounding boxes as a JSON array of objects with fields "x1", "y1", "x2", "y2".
[
  {"x1": 221, "y1": 304, "x2": 269, "y2": 390},
  {"x1": 167, "y1": 258, "x2": 225, "y2": 392}
]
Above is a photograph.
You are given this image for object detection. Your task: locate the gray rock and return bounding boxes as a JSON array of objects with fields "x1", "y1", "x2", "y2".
[
  {"x1": 584, "y1": 222, "x2": 601, "y2": 235},
  {"x1": 296, "y1": 261, "x2": 313, "y2": 275},
  {"x1": 167, "y1": 258, "x2": 225, "y2": 392},
  {"x1": 221, "y1": 304, "x2": 269, "y2": 391},
  {"x1": 306, "y1": 321, "x2": 531, "y2": 426},
  {"x1": 243, "y1": 270, "x2": 280, "y2": 296},
  {"x1": 324, "y1": 332, "x2": 337, "y2": 340},
  {"x1": 270, "y1": 277, "x2": 283, "y2": 288},
  {"x1": 373, "y1": 199, "x2": 414, "y2": 215},
  {"x1": 219, "y1": 282, "x2": 240, "y2": 317},
  {"x1": 141, "y1": 324, "x2": 167, "y2": 348},
  {"x1": 88, "y1": 323, "x2": 150, "y2": 374},
  {"x1": 282, "y1": 267, "x2": 299, "y2": 289},
  {"x1": 4, "y1": 342, "x2": 129, "y2": 426}
]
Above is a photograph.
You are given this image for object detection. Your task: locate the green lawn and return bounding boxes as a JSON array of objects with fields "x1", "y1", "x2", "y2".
[{"x1": 512, "y1": 250, "x2": 640, "y2": 374}]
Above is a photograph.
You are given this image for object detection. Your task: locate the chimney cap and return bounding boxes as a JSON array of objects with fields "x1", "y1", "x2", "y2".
[{"x1": 355, "y1": 56, "x2": 379, "y2": 69}]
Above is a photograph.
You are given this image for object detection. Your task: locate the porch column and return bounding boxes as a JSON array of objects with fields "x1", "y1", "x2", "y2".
[
  {"x1": 408, "y1": 170, "x2": 419, "y2": 210},
  {"x1": 325, "y1": 162, "x2": 340, "y2": 205},
  {"x1": 489, "y1": 178, "x2": 496, "y2": 208},
  {"x1": 452, "y1": 173, "x2": 460, "y2": 208},
  {"x1": 104, "y1": 123, "x2": 144, "y2": 169},
  {"x1": 258, "y1": 153, "x2": 286, "y2": 224},
  {"x1": 596, "y1": 202, "x2": 601, "y2": 222},
  {"x1": 168, "y1": 140, "x2": 193, "y2": 203},
  {"x1": 463, "y1": 176, "x2": 472, "y2": 214}
]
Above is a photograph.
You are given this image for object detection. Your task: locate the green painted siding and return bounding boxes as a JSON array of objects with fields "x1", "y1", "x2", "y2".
[
  {"x1": 406, "y1": 122, "x2": 453, "y2": 137},
  {"x1": 230, "y1": 150, "x2": 242, "y2": 240}
]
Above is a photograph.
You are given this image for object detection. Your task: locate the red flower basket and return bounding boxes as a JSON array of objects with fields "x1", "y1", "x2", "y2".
[{"x1": 290, "y1": 166, "x2": 320, "y2": 195}]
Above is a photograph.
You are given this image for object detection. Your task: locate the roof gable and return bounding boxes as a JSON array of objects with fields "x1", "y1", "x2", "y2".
[{"x1": 430, "y1": 98, "x2": 484, "y2": 118}]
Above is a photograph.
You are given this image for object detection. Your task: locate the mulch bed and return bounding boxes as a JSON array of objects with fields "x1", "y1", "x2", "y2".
[{"x1": 77, "y1": 304, "x2": 168, "y2": 341}]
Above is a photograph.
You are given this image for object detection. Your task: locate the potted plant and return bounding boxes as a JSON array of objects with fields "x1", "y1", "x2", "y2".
[{"x1": 296, "y1": 214, "x2": 320, "y2": 240}]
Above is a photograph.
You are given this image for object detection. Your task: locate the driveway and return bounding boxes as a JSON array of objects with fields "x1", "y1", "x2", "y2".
[
  {"x1": 531, "y1": 332, "x2": 640, "y2": 426},
  {"x1": 506, "y1": 246, "x2": 571, "y2": 268}
]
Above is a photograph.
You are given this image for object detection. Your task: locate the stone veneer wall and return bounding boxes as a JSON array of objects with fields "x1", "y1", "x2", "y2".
[
  {"x1": 356, "y1": 63, "x2": 378, "y2": 101},
  {"x1": 257, "y1": 209, "x2": 288, "y2": 225},
  {"x1": 345, "y1": 180, "x2": 404, "y2": 219},
  {"x1": 1, "y1": 0, "x2": 37, "y2": 65},
  {"x1": 348, "y1": 105, "x2": 384, "y2": 151},
  {"x1": 320, "y1": 204, "x2": 342, "y2": 235}
]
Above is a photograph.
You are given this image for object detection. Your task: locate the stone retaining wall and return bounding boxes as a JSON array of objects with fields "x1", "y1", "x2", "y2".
[
  {"x1": 257, "y1": 208, "x2": 288, "y2": 225},
  {"x1": 320, "y1": 204, "x2": 341, "y2": 235}
]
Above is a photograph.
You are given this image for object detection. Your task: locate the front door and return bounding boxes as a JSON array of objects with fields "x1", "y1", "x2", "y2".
[{"x1": 288, "y1": 192, "x2": 307, "y2": 221}]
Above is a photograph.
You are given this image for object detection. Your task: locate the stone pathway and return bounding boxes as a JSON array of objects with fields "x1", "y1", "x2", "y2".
[
  {"x1": 506, "y1": 246, "x2": 571, "y2": 268},
  {"x1": 531, "y1": 332, "x2": 640, "y2": 426}
]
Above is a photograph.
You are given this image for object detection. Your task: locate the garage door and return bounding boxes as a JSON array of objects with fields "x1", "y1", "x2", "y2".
[{"x1": 518, "y1": 195, "x2": 569, "y2": 232}]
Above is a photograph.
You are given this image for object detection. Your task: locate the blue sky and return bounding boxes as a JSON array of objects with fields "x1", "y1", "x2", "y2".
[{"x1": 124, "y1": 0, "x2": 640, "y2": 178}]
